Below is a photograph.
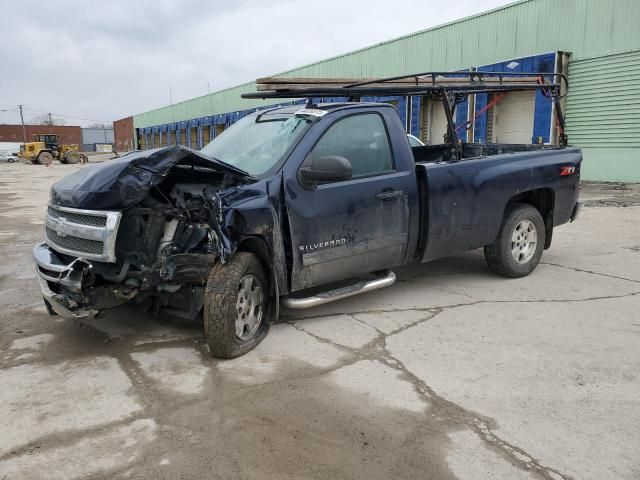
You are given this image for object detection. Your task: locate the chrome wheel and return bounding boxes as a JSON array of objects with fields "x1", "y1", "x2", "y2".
[
  {"x1": 235, "y1": 274, "x2": 264, "y2": 340},
  {"x1": 511, "y1": 220, "x2": 537, "y2": 264}
]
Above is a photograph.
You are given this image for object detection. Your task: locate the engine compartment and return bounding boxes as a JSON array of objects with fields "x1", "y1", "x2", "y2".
[
  {"x1": 102, "y1": 177, "x2": 228, "y2": 318},
  {"x1": 46, "y1": 160, "x2": 253, "y2": 320},
  {"x1": 38, "y1": 145, "x2": 277, "y2": 321}
]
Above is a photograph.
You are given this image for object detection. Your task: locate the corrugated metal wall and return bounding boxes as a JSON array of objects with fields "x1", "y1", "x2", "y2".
[
  {"x1": 81, "y1": 127, "x2": 115, "y2": 145},
  {"x1": 565, "y1": 49, "x2": 640, "y2": 148},
  {"x1": 133, "y1": 0, "x2": 640, "y2": 128}
]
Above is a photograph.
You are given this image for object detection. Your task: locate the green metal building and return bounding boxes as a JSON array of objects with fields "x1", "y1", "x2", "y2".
[{"x1": 132, "y1": 0, "x2": 640, "y2": 182}]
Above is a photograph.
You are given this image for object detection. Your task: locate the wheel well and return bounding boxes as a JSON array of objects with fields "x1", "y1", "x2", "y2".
[
  {"x1": 507, "y1": 188, "x2": 555, "y2": 249},
  {"x1": 237, "y1": 236, "x2": 279, "y2": 321},
  {"x1": 237, "y1": 236, "x2": 274, "y2": 294}
]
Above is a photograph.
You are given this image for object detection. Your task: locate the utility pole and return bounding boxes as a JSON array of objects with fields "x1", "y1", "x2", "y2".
[
  {"x1": 18, "y1": 105, "x2": 27, "y2": 147},
  {"x1": 169, "y1": 87, "x2": 175, "y2": 122}
]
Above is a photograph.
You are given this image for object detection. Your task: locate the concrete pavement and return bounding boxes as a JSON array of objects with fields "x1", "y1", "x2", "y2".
[{"x1": 0, "y1": 162, "x2": 638, "y2": 479}]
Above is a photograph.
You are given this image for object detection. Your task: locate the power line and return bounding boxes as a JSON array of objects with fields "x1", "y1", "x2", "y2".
[
  {"x1": 0, "y1": 105, "x2": 111, "y2": 124},
  {"x1": 21, "y1": 106, "x2": 111, "y2": 124},
  {"x1": 24, "y1": 107, "x2": 110, "y2": 123}
]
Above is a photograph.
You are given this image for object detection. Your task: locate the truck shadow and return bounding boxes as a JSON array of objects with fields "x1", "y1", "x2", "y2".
[{"x1": 41, "y1": 251, "x2": 491, "y2": 357}]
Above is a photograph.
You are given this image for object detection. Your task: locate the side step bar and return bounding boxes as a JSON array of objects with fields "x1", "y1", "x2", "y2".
[{"x1": 281, "y1": 270, "x2": 396, "y2": 310}]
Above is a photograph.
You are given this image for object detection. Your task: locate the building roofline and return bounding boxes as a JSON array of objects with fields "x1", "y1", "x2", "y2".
[
  {"x1": 273, "y1": 0, "x2": 530, "y2": 76},
  {"x1": 134, "y1": 0, "x2": 530, "y2": 119}
]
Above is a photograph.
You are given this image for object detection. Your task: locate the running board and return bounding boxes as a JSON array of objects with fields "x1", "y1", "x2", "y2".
[{"x1": 281, "y1": 271, "x2": 396, "y2": 310}]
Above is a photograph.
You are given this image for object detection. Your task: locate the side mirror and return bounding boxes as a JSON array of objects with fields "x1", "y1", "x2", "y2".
[{"x1": 299, "y1": 155, "x2": 352, "y2": 187}]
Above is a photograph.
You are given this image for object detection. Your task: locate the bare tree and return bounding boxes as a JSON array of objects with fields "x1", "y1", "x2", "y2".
[{"x1": 30, "y1": 114, "x2": 66, "y2": 126}]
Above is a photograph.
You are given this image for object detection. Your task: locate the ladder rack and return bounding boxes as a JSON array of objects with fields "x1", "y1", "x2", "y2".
[
  {"x1": 241, "y1": 71, "x2": 567, "y2": 99},
  {"x1": 240, "y1": 71, "x2": 568, "y2": 148}
]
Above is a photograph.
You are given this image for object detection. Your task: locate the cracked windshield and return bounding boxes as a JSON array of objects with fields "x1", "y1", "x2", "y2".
[{"x1": 201, "y1": 113, "x2": 313, "y2": 175}]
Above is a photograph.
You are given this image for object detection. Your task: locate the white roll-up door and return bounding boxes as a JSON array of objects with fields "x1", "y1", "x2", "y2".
[
  {"x1": 429, "y1": 100, "x2": 449, "y2": 144},
  {"x1": 492, "y1": 91, "x2": 535, "y2": 143}
]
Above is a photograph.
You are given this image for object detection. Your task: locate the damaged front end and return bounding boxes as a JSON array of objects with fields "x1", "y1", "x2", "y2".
[{"x1": 34, "y1": 145, "x2": 259, "y2": 320}]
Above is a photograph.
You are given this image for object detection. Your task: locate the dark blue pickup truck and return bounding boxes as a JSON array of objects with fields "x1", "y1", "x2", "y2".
[{"x1": 33, "y1": 73, "x2": 582, "y2": 357}]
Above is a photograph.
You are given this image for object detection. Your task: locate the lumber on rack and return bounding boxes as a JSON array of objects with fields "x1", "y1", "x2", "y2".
[{"x1": 255, "y1": 75, "x2": 548, "y2": 92}]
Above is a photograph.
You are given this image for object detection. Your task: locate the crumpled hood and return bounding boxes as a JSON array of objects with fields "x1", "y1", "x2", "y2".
[{"x1": 50, "y1": 146, "x2": 251, "y2": 210}]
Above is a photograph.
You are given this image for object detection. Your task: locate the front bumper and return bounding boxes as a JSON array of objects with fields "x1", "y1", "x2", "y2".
[{"x1": 33, "y1": 242, "x2": 98, "y2": 319}]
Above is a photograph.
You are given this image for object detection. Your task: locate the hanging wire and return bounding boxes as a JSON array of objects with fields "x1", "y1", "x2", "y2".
[{"x1": 21, "y1": 106, "x2": 111, "y2": 124}]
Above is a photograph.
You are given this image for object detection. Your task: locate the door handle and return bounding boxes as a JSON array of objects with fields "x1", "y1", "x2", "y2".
[{"x1": 375, "y1": 189, "x2": 403, "y2": 202}]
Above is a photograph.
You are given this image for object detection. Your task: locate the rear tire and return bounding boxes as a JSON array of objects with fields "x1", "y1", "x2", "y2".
[
  {"x1": 36, "y1": 151, "x2": 53, "y2": 165},
  {"x1": 484, "y1": 202, "x2": 545, "y2": 278},
  {"x1": 203, "y1": 252, "x2": 270, "y2": 359}
]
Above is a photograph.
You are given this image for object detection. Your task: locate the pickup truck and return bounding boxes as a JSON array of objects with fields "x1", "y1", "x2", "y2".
[{"x1": 33, "y1": 73, "x2": 582, "y2": 358}]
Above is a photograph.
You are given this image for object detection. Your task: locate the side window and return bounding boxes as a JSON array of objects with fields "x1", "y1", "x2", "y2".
[{"x1": 310, "y1": 114, "x2": 394, "y2": 178}]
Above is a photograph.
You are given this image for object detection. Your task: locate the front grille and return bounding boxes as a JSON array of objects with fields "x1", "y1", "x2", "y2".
[
  {"x1": 45, "y1": 204, "x2": 122, "y2": 262},
  {"x1": 48, "y1": 206, "x2": 107, "y2": 227},
  {"x1": 46, "y1": 227, "x2": 104, "y2": 255}
]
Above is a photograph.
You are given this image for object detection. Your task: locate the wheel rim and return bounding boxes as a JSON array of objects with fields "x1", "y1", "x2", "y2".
[
  {"x1": 235, "y1": 274, "x2": 264, "y2": 340},
  {"x1": 511, "y1": 220, "x2": 537, "y2": 264}
]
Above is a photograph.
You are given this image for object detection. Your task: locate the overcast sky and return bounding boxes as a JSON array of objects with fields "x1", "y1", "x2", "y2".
[{"x1": 0, "y1": 0, "x2": 511, "y2": 126}]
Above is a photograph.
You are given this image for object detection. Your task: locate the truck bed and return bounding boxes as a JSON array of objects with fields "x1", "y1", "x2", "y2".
[
  {"x1": 413, "y1": 145, "x2": 582, "y2": 263},
  {"x1": 411, "y1": 142, "x2": 563, "y2": 164}
]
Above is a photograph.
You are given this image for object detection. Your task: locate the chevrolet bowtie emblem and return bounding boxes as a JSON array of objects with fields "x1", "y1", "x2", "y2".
[{"x1": 54, "y1": 217, "x2": 69, "y2": 237}]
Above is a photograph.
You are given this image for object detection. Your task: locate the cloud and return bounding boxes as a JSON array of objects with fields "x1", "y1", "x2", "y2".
[{"x1": 0, "y1": 0, "x2": 511, "y2": 126}]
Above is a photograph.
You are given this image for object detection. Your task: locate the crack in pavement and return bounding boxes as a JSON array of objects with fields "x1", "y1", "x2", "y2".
[
  {"x1": 283, "y1": 289, "x2": 640, "y2": 323},
  {"x1": 0, "y1": 415, "x2": 155, "y2": 462},
  {"x1": 287, "y1": 290, "x2": 640, "y2": 480},
  {"x1": 540, "y1": 261, "x2": 640, "y2": 284},
  {"x1": 0, "y1": 355, "x2": 214, "y2": 475},
  {"x1": 283, "y1": 259, "x2": 640, "y2": 322}
]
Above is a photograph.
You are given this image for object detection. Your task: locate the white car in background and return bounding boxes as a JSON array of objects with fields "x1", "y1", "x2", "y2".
[
  {"x1": 0, "y1": 151, "x2": 19, "y2": 163},
  {"x1": 407, "y1": 133, "x2": 425, "y2": 147}
]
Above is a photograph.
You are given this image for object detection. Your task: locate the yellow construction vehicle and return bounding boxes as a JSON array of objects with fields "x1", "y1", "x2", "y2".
[{"x1": 19, "y1": 134, "x2": 87, "y2": 165}]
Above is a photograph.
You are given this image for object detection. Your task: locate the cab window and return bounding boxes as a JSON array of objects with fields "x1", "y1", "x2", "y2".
[{"x1": 309, "y1": 113, "x2": 394, "y2": 178}]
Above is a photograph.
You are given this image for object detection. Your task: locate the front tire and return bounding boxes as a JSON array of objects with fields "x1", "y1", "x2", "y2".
[
  {"x1": 204, "y1": 252, "x2": 270, "y2": 359},
  {"x1": 65, "y1": 151, "x2": 81, "y2": 164},
  {"x1": 484, "y1": 202, "x2": 545, "y2": 278}
]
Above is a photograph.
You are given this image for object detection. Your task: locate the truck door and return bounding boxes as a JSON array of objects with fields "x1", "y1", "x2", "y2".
[{"x1": 285, "y1": 111, "x2": 412, "y2": 291}]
